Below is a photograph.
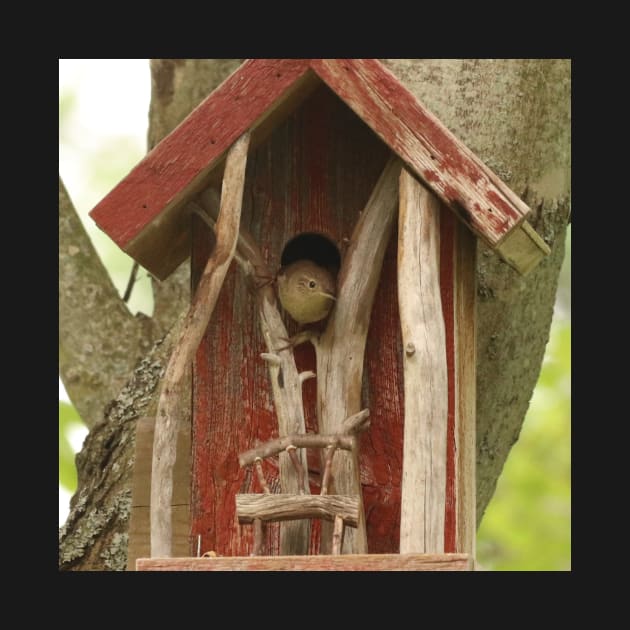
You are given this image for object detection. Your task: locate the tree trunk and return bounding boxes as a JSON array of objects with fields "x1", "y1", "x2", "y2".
[{"x1": 59, "y1": 58, "x2": 570, "y2": 569}]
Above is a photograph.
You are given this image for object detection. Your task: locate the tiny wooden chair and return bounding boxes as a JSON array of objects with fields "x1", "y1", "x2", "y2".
[{"x1": 236, "y1": 410, "x2": 370, "y2": 555}]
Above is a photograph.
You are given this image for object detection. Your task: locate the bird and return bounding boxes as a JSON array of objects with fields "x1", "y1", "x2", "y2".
[{"x1": 276, "y1": 260, "x2": 336, "y2": 324}]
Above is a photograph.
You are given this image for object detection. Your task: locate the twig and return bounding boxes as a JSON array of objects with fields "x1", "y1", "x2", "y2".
[
  {"x1": 316, "y1": 156, "x2": 402, "y2": 553},
  {"x1": 197, "y1": 186, "x2": 312, "y2": 555},
  {"x1": 332, "y1": 515, "x2": 345, "y2": 555},
  {"x1": 320, "y1": 443, "x2": 338, "y2": 496},
  {"x1": 254, "y1": 458, "x2": 271, "y2": 494},
  {"x1": 286, "y1": 446, "x2": 306, "y2": 495},
  {"x1": 239, "y1": 433, "x2": 353, "y2": 467},
  {"x1": 341, "y1": 409, "x2": 370, "y2": 435},
  {"x1": 122, "y1": 261, "x2": 140, "y2": 303},
  {"x1": 150, "y1": 133, "x2": 250, "y2": 558},
  {"x1": 299, "y1": 371, "x2": 316, "y2": 384}
]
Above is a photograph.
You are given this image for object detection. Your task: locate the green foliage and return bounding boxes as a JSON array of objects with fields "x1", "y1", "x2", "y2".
[
  {"x1": 477, "y1": 319, "x2": 571, "y2": 570},
  {"x1": 59, "y1": 402, "x2": 85, "y2": 492},
  {"x1": 59, "y1": 61, "x2": 571, "y2": 568}
]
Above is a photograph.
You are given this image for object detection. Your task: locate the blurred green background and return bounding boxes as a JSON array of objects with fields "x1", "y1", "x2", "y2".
[{"x1": 59, "y1": 60, "x2": 571, "y2": 570}]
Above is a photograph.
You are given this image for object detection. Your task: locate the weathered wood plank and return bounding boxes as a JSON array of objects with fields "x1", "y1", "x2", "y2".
[
  {"x1": 236, "y1": 494, "x2": 360, "y2": 526},
  {"x1": 151, "y1": 134, "x2": 249, "y2": 557},
  {"x1": 439, "y1": 208, "x2": 457, "y2": 551},
  {"x1": 127, "y1": 416, "x2": 191, "y2": 570},
  {"x1": 137, "y1": 553, "x2": 473, "y2": 571},
  {"x1": 310, "y1": 59, "x2": 538, "y2": 261},
  {"x1": 495, "y1": 219, "x2": 551, "y2": 275},
  {"x1": 398, "y1": 170, "x2": 448, "y2": 554},
  {"x1": 189, "y1": 87, "x2": 398, "y2": 557},
  {"x1": 195, "y1": 187, "x2": 313, "y2": 555},
  {"x1": 316, "y1": 157, "x2": 402, "y2": 554},
  {"x1": 89, "y1": 59, "x2": 316, "y2": 279},
  {"x1": 239, "y1": 434, "x2": 354, "y2": 467},
  {"x1": 454, "y1": 220, "x2": 477, "y2": 555}
]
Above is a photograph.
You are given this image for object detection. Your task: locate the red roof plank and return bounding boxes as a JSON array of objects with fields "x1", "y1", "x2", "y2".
[
  {"x1": 89, "y1": 59, "x2": 312, "y2": 252},
  {"x1": 89, "y1": 59, "x2": 545, "y2": 279},
  {"x1": 310, "y1": 59, "x2": 530, "y2": 246}
]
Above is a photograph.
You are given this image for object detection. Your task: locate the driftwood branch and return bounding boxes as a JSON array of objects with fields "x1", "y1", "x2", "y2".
[
  {"x1": 238, "y1": 409, "x2": 369, "y2": 466},
  {"x1": 254, "y1": 459, "x2": 271, "y2": 494},
  {"x1": 316, "y1": 157, "x2": 402, "y2": 553},
  {"x1": 236, "y1": 494, "x2": 360, "y2": 526},
  {"x1": 197, "y1": 188, "x2": 312, "y2": 555},
  {"x1": 239, "y1": 434, "x2": 354, "y2": 466},
  {"x1": 320, "y1": 444, "x2": 337, "y2": 496},
  {"x1": 150, "y1": 133, "x2": 250, "y2": 557},
  {"x1": 332, "y1": 515, "x2": 345, "y2": 555},
  {"x1": 398, "y1": 169, "x2": 448, "y2": 553},
  {"x1": 341, "y1": 409, "x2": 370, "y2": 435}
]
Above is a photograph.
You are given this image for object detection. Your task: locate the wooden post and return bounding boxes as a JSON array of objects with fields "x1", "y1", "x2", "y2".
[
  {"x1": 195, "y1": 187, "x2": 313, "y2": 556},
  {"x1": 315, "y1": 157, "x2": 401, "y2": 554},
  {"x1": 454, "y1": 220, "x2": 477, "y2": 556},
  {"x1": 127, "y1": 416, "x2": 191, "y2": 569},
  {"x1": 398, "y1": 169, "x2": 448, "y2": 553},
  {"x1": 150, "y1": 133, "x2": 250, "y2": 557}
]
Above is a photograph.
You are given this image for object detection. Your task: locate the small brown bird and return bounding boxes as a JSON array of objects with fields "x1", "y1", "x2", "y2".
[{"x1": 277, "y1": 260, "x2": 336, "y2": 324}]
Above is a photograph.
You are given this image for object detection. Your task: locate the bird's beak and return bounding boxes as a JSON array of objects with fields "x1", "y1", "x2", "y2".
[{"x1": 319, "y1": 292, "x2": 336, "y2": 301}]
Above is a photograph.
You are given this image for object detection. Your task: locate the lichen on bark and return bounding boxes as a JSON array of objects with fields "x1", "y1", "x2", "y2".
[
  {"x1": 59, "y1": 320, "x2": 182, "y2": 570},
  {"x1": 59, "y1": 59, "x2": 570, "y2": 568}
]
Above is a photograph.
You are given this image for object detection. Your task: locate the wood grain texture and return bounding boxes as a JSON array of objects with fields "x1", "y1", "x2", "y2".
[
  {"x1": 193, "y1": 188, "x2": 313, "y2": 555},
  {"x1": 439, "y1": 209, "x2": 477, "y2": 555},
  {"x1": 239, "y1": 434, "x2": 354, "y2": 466},
  {"x1": 127, "y1": 416, "x2": 191, "y2": 570},
  {"x1": 439, "y1": 208, "x2": 457, "y2": 552},
  {"x1": 398, "y1": 170, "x2": 448, "y2": 553},
  {"x1": 190, "y1": 87, "x2": 397, "y2": 557},
  {"x1": 90, "y1": 58, "x2": 546, "y2": 280},
  {"x1": 254, "y1": 265, "x2": 313, "y2": 553},
  {"x1": 315, "y1": 157, "x2": 401, "y2": 554},
  {"x1": 136, "y1": 553, "x2": 473, "y2": 571},
  {"x1": 495, "y1": 220, "x2": 551, "y2": 275},
  {"x1": 90, "y1": 59, "x2": 315, "y2": 280},
  {"x1": 454, "y1": 221, "x2": 476, "y2": 555},
  {"x1": 310, "y1": 60, "x2": 530, "y2": 249},
  {"x1": 236, "y1": 494, "x2": 360, "y2": 526},
  {"x1": 151, "y1": 134, "x2": 249, "y2": 557}
]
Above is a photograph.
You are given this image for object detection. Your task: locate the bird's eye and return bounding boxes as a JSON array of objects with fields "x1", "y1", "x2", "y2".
[{"x1": 308, "y1": 280, "x2": 316, "y2": 289}]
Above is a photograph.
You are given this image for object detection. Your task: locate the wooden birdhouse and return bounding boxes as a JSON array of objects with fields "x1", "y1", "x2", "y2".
[{"x1": 89, "y1": 59, "x2": 549, "y2": 571}]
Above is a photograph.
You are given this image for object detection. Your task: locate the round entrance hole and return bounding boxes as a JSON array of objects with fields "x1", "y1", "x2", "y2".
[{"x1": 280, "y1": 232, "x2": 341, "y2": 273}]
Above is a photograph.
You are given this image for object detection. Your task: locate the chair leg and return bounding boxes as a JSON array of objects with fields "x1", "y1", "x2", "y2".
[
  {"x1": 253, "y1": 518, "x2": 266, "y2": 556},
  {"x1": 331, "y1": 515, "x2": 345, "y2": 555}
]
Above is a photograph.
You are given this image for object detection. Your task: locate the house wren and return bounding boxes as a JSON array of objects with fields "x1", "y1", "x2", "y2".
[{"x1": 277, "y1": 260, "x2": 336, "y2": 324}]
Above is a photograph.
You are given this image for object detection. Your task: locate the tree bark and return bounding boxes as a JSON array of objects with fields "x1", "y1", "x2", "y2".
[
  {"x1": 379, "y1": 59, "x2": 571, "y2": 521},
  {"x1": 148, "y1": 59, "x2": 245, "y2": 338},
  {"x1": 59, "y1": 60, "x2": 241, "y2": 570},
  {"x1": 59, "y1": 59, "x2": 570, "y2": 569},
  {"x1": 59, "y1": 178, "x2": 154, "y2": 428}
]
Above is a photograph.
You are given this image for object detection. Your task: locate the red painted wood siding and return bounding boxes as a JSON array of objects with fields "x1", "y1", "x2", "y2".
[
  {"x1": 90, "y1": 60, "x2": 312, "y2": 250},
  {"x1": 190, "y1": 86, "x2": 460, "y2": 556},
  {"x1": 89, "y1": 59, "x2": 528, "y2": 282}
]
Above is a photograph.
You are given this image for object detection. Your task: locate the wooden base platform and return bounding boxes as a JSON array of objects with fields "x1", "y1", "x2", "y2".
[{"x1": 136, "y1": 553, "x2": 473, "y2": 571}]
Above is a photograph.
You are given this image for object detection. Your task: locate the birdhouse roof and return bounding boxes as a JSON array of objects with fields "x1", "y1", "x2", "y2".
[{"x1": 89, "y1": 59, "x2": 549, "y2": 280}]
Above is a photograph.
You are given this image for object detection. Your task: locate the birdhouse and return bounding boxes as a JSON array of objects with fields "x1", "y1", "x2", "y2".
[{"x1": 89, "y1": 59, "x2": 550, "y2": 571}]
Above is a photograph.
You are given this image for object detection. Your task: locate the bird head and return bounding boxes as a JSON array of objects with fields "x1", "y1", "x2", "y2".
[{"x1": 277, "y1": 260, "x2": 336, "y2": 324}]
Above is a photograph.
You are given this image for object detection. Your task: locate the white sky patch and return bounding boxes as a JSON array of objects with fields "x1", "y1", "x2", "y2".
[
  {"x1": 59, "y1": 60, "x2": 151, "y2": 529},
  {"x1": 59, "y1": 59, "x2": 150, "y2": 216},
  {"x1": 59, "y1": 378, "x2": 70, "y2": 402}
]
